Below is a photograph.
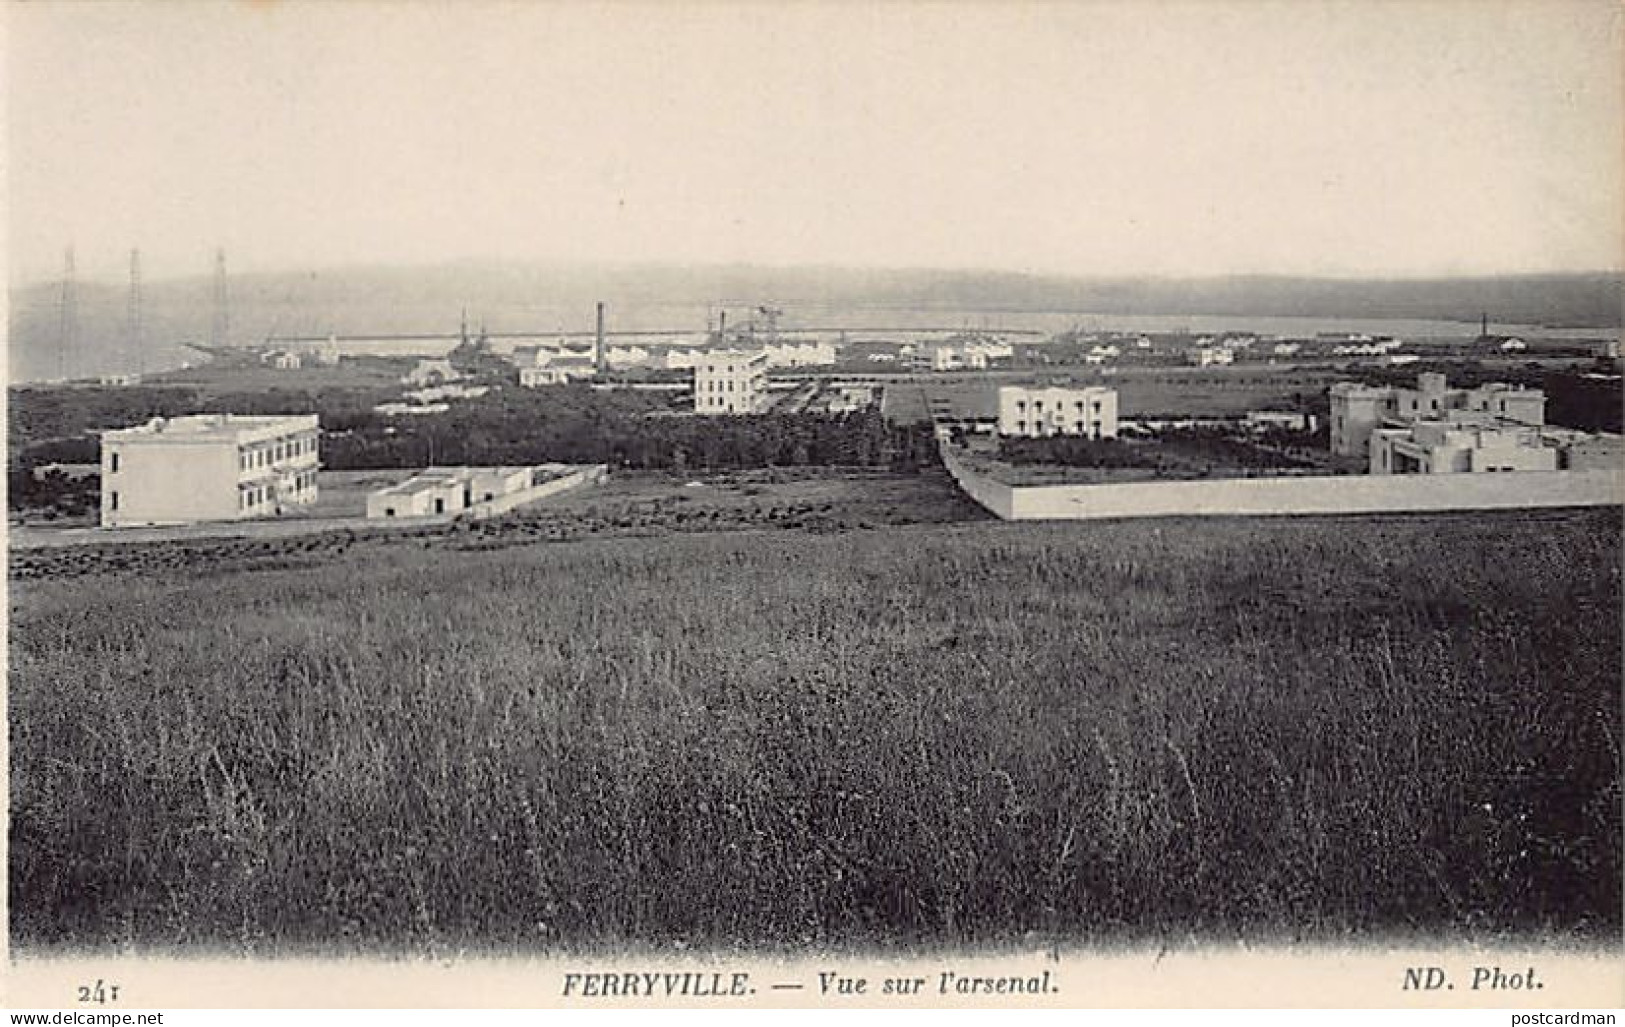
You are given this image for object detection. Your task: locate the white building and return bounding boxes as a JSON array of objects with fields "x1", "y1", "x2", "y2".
[
  {"x1": 1330, "y1": 373, "x2": 1547, "y2": 457},
  {"x1": 99, "y1": 413, "x2": 320, "y2": 528},
  {"x1": 607, "y1": 344, "x2": 653, "y2": 368},
  {"x1": 365, "y1": 468, "x2": 473, "y2": 519},
  {"x1": 1369, "y1": 415, "x2": 1558, "y2": 475},
  {"x1": 403, "y1": 358, "x2": 461, "y2": 386},
  {"x1": 406, "y1": 384, "x2": 489, "y2": 403},
  {"x1": 1191, "y1": 347, "x2": 1234, "y2": 367},
  {"x1": 520, "y1": 353, "x2": 597, "y2": 386},
  {"x1": 694, "y1": 350, "x2": 770, "y2": 415},
  {"x1": 364, "y1": 465, "x2": 554, "y2": 518},
  {"x1": 763, "y1": 340, "x2": 837, "y2": 367},
  {"x1": 997, "y1": 386, "x2": 1119, "y2": 438}
]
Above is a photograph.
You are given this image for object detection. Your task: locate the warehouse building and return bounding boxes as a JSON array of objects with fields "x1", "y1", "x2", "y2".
[{"x1": 99, "y1": 414, "x2": 320, "y2": 528}]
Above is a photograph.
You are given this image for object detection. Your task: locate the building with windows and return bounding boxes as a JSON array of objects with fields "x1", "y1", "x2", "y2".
[
  {"x1": 693, "y1": 350, "x2": 769, "y2": 415},
  {"x1": 996, "y1": 386, "x2": 1119, "y2": 439},
  {"x1": 1330, "y1": 373, "x2": 1547, "y2": 456},
  {"x1": 1369, "y1": 415, "x2": 1558, "y2": 475},
  {"x1": 99, "y1": 414, "x2": 320, "y2": 528}
]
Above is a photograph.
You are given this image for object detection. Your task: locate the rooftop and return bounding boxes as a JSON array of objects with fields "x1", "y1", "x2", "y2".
[{"x1": 102, "y1": 413, "x2": 317, "y2": 441}]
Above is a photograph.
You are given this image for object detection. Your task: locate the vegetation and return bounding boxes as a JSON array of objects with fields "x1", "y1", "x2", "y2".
[
  {"x1": 11, "y1": 508, "x2": 1619, "y2": 953},
  {"x1": 995, "y1": 426, "x2": 1327, "y2": 480},
  {"x1": 9, "y1": 384, "x2": 940, "y2": 481},
  {"x1": 322, "y1": 392, "x2": 938, "y2": 473},
  {"x1": 997, "y1": 436, "x2": 1156, "y2": 470}
]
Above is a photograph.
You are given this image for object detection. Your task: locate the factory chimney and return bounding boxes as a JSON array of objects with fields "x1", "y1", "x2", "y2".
[{"x1": 595, "y1": 302, "x2": 607, "y2": 375}]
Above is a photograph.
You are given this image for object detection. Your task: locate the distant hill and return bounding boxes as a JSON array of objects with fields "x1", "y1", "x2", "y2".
[{"x1": 8, "y1": 262, "x2": 1619, "y2": 383}]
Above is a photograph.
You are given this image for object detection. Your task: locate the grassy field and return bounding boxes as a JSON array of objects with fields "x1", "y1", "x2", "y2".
[{"x1": 9, "y1": 507, "x2": 1620, "y2": 954}]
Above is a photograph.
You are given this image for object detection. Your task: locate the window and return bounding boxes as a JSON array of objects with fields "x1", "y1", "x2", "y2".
[
  {"x1": 109, "y1": 491, "x2": 119, "y2": 511},
  {"x1": 109, "y1": 452, "x2": 120, "y2": 473}
]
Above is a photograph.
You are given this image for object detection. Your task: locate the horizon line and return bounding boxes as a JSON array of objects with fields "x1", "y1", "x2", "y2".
[{"x1": 9, "y1": 257, "x2": 1625, "y2": 291}]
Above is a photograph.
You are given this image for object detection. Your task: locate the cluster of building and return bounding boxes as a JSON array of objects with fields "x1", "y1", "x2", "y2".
[
  {"x1": 510, "y1": 338, "x2": 838, "y2": 381},
  {"x1": 914, "y1": 339, "x2": 1016, "y2": 371},
  {"x1": 98, "y1": 413, "x2": 321, "y2": 528},
  {"x1": 507, "y1": 327, "x2": 777, "y2": 417},
  {"x1": 1331, "y1": 372, "x2": 1620, "y2": 474},
  {"x1": 90, "y1": 409, "x2": 609, "y2": 529}
]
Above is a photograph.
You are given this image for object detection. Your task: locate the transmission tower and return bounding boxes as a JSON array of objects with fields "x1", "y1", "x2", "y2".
[
  {"x1": 210, "y1": 248, "x2": 230, "y2": 347},
  {"x1": 57, "y1": 246, "x2": 77, "y2": 381},
  {"x1": 128, "y1": 248, "x2": 145, "y2": 375}
]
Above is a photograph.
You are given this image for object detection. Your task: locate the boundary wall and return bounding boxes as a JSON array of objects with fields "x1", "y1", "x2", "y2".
[{"x1": 940, "y1": 445, "x2": 1622, "y2": 521}]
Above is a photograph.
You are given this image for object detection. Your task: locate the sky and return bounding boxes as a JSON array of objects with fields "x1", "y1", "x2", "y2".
[{"x1": 6, "y1": 0, "x2": 1622, "y2": 286}]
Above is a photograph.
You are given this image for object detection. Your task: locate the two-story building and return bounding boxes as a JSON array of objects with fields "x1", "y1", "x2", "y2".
[
  {"x1": 996, "y1": 386, "x2": 1119, "y2": 439},
  {"x1": 99, "y1": 414, "x2": 320, "y2": 528}
]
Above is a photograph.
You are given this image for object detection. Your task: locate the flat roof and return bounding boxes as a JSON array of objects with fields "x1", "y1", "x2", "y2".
[
  {"x1": 102, "y1": 413, "x2": 318, "y2": 442},
  {"x1": 373, "y1": 465, "x2": 541, "y2": 498}
]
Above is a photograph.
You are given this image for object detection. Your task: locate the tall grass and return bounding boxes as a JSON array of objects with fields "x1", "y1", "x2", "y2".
[{"x1": 10, "y1": 510, "x2": 1620, "y2": 952}]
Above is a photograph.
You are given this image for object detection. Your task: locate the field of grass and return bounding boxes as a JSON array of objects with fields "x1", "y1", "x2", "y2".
[{"x1": 9, "y1": 508, "x2": 1620, "y2": 954}]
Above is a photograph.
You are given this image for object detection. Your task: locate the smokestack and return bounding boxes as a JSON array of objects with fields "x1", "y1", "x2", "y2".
[
  {"x1": 595, "y1": 301, "x2": 606, "y2": 375},
  {"x1": 719, "y1": 309, "x2": 727, "y2": 343}
]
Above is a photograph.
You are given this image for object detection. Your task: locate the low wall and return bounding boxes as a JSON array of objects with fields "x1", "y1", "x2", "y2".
[
  {"x1": 469, "y1": 464, "x2": 607, "y2": 519},
  {"x1": 940, "y1": 447, "x2": 1015, "y2": 519},
  {"x1": 940, "y1": 445, "x2": 1623, "y2": 521}
]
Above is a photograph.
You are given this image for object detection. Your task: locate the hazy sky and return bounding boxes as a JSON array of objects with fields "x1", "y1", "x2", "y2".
[{"x1": 7, "y1": 1, "x2": 1622, "y2": 285}]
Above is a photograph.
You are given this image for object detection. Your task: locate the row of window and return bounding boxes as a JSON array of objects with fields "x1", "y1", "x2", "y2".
[
  {"x1": 240, "y1": 435, "x2": 317, "y2": 472},
  {"x1": 1014, "y1": 399, "x2": 1104, "y2": 414},
  {"x1": 1012, "y1": 420, "x2": 1105, "y2": 434},
  {"x1": 241, "y1": 485, "x2": 273, "y2": 508},
  {"x1": 239, "y1": 473, "x2": 316, "y2": 510}
]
